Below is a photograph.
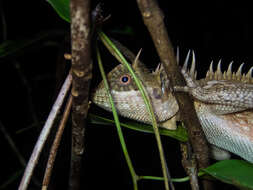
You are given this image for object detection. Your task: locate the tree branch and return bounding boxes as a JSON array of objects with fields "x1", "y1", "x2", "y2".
[
  {"x1": 18, "y1": 73, "x2": 72, "y2": 190},
  {"x1": 136, "y1": 0, "x2": 212, "y2": 189},
  {"x1": 69, "y1": 0, "x2": 92, "y2": 189},
  {"x1": 42, "y1": 95, "x2": 73, "y2": 190}
]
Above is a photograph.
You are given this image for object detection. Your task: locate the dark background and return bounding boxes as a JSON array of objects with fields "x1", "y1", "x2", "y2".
[{"x1": 0, "y1": 0, "x2": 252, "y2": 189}]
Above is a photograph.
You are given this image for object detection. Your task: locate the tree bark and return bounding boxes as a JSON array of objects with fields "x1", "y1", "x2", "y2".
[
  {"x1": 69, "y1": 0, "x2": 92, "y2": 189},
  {"x1": 136, "y1": 0, "x2": 212, "y2": 189}
]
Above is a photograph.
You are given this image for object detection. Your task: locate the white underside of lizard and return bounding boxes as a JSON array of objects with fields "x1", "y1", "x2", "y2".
[
  {"x1": 195, "y1": 102, "x2": 253, "y2": 163},
  {"x1": 176, "y1": 50, "x2": 253, "y2": 163}
]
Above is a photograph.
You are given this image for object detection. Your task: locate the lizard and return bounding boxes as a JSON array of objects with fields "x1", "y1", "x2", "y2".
[{"x1": 91, "y1": 43, "x2": 253, "y2": 164}]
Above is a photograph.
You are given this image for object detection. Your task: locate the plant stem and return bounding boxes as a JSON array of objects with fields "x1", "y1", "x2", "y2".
[{"x1": 96, "y1": 46, "x2": 138, "y2": 190}]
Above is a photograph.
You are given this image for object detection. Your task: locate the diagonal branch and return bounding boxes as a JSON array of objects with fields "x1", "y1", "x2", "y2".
[
  {"x1": 136, "y1": 0, "x2": 212, "y2": 189},
  {"x1": 18, "y1": 73, "x2": 72, "y2": 190},
  {"x1": 42, "y1": 95, "x2": 73, "y2": 190},
  {"x1": 69, "y1": 0, "x2": 92, "y2": 189}
]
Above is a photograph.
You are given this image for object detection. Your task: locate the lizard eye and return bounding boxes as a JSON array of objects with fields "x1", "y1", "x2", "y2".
[{"x1": 120, "y1": 74, "x2": 131, "y2": 85}]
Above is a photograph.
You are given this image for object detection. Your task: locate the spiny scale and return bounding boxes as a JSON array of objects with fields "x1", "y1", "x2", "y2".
[
  {"x1": 205, "y1": 60, "x2": 253, "y2": 83},
  {"x1": 181, "y1": 50, "x2": 197, "y2": 79},
  {"x1": 180, "y1": 50, "x2": 253, "y2": 83},
  {"x1": 176, "y1": 51, "x2": 253, "y2": 163},
  {"x1": 176, "y1": 51, "x2": 253, "y2": 112}
]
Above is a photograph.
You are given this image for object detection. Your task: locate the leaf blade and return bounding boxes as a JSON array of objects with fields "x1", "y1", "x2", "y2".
[
  {"x1": 47, "y1": 0, "x2": 70, "y2": 23},
  {"x1": 88, "y1": 113, "x2": 188, "y2": 142},
  {"x1": 201, "y1": 159, "x2": 253, "y2": 189}
]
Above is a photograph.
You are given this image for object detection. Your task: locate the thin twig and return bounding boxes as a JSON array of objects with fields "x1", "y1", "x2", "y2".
[
  {"x1": 181, "y1": 143, "x2": 200, "y2": 190},
  {"x1": 12, "y1": 60, "x2": 40, "y2": 127},
  {"x1": 18, "y1": 73, "x2": 72, "y2": 190},
  {"x1": 0, "y1": 121, "x2": 26, "y2": 167},
  {"x1": 0, "y1": 116, "x2": 41, "y2": 187},
  {"x1": 42, "y1": 95, "x2": 73, "y2": 190}
]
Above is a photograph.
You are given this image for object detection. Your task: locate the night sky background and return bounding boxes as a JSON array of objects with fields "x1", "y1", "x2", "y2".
[{"x1": 0, "y1": 0, "x2": 252, "y2": 189}]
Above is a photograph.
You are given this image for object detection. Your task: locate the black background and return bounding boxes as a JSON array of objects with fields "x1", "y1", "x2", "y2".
[{"x1": 0, "y1": 0, "x2": 252, "y2": 189}]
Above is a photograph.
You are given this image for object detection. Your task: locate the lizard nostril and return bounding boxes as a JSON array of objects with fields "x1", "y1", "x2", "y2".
[{"x1": 153, "y1": 88, "x2": 162, "y2": 99}]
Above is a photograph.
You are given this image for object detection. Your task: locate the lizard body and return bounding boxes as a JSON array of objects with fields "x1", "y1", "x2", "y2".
[{"x1": 92, "y1": 48, "x2": 253, "y2": 163}]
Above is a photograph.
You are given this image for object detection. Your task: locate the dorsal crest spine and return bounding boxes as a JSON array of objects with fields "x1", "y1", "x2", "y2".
[{"x1": 205, "y1": 60, "x2": 253, "y2": 83}]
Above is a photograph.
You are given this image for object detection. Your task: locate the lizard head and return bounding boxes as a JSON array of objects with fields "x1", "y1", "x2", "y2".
[{"x1": 91, "y1": 60, "x2": 179, "y2": 129}]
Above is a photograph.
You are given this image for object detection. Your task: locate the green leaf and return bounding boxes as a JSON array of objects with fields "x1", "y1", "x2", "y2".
[
  {"x1": 201, "y1": 160, "x2": 253, "y2": 189},
  {"x1": 88, "y1": 113, "x2": 188, "y2": 142},
  {"x1": 47, "y1": 0, "x2": 70, "y2": 23}
]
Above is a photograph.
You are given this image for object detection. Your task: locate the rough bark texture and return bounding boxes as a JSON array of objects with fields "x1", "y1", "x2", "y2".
[
  {"x1": 69, "y1": 0, "x2": 92, "y2": 189},
  {"x1": 136, "y1": 0, "x2": 212, "y2": 189}
]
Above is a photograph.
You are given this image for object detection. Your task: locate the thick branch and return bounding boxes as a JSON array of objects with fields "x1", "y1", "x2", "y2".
[
  {"x1": 69, "y1": 0, "x2": 92, "y2": 189},
  {"x1": 136, "y1": 0, "x2": 211, "y2": 185}
]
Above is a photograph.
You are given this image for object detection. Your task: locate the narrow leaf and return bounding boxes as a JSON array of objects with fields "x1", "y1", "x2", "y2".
[{"x1": 89, "y1": 113, "x2": 188, "y2": 142}]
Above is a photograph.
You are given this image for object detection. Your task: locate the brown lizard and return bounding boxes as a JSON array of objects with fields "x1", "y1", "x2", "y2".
[{"x1": 91, "y1": 45, "x2": 253, "y2": 163}]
